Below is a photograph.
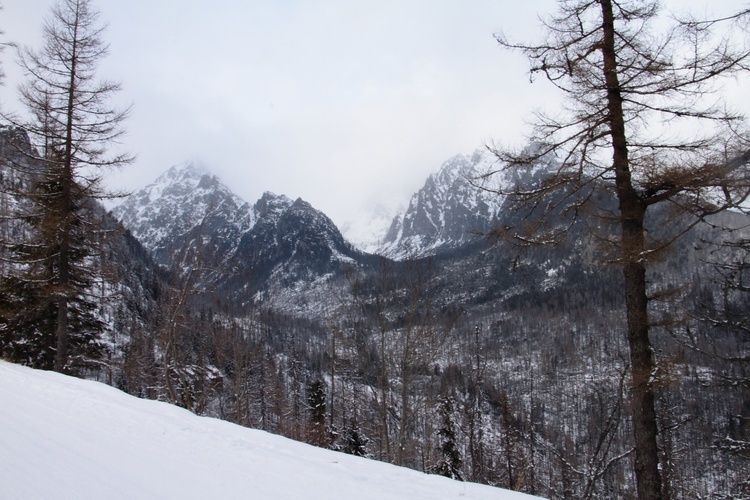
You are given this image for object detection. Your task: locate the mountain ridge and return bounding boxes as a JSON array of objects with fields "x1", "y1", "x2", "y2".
[
  {"x1": 111, "y1": 161, "x2": 256, "y2": 266},
  {"x1": 113, "y1": 149, "x2": 528, "y2": 265},
  {"x1": 112, "y1": 163, "x2": 370, "y2": 307}
]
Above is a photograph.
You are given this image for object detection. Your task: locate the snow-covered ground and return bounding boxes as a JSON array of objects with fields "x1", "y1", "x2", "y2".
[{"x1": 0, "y1": 361, "x2": 541, "y2": 499}]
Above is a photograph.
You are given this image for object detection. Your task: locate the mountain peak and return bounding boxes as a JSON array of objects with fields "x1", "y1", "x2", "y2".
[
  {"x1": 158, "y1": 160, "x2": 210, "y2": 184},
  {"x1": 255, "y1": 192, "x2": 293, "y2": 218},
  {"x1": 112, "y1": 162, "x2": 255, "y2": 265},
  {"x1": 378, "y1": 148, "x2": 502, "y2": 259},
  {"x1": 376, "y1": 145, "x2": 563, "y2": 259}
]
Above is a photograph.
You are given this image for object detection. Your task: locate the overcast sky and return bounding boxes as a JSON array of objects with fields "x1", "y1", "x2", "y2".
[{"x1": 1, "y1": 0, "x2": 748, "y2": 229}]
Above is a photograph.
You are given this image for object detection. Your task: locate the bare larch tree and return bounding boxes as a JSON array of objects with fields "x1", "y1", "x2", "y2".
[
  {"x1": 3, "y1": 0, "x2": 131, "y2": 373},
  {"x1": 492, "y1": 1, "x2": 750, "y2": 498}
]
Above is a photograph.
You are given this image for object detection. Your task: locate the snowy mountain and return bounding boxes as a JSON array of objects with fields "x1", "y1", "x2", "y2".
[
  {"x1": 113, "y1": 163, "x2": 368, "y2": 308},
  {"x1": 225, "y1": 191, "x2": 365, "y2": 287},
  {"x1": 108, "y1": 150, "x2": 568, "y2": 312},
  {"x1": 377, "y1": 150, "x2": 504, "y2": 259},
  {"x1": 111, "y1": 162, "x2": 256, "y2": 266},
  {"x1": 378, "y1": 147, "x2": 560, "y2": 259}
]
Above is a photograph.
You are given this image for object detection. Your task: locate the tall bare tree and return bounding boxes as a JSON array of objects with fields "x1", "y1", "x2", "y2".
[
  {"x1": 492, "y1": 1, "x2": 750, "y2": 498},
  {"x1": 2, "y1": 0, "x2": 131, "y2": 373}
]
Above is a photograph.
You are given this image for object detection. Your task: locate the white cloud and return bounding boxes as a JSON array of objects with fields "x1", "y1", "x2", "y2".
[{"x1": 2, "y1": 0, "x2": 747, "y2": 228}]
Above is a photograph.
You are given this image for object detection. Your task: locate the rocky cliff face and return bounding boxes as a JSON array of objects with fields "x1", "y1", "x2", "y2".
[
  {"x1": 378, "y1": 146, "x2": 564, "y2": 259},
  {"x1": 113, "y1": 165, "x2": 366, "y2": 310},
  {"x1": 377, "y1": 150, "x2": 505, "y2": 259},
  {"x1": 227, "y1": 192, "x2": 363, "y2": 285},
  {"x1": 111, "y1": 162, "x2": 256, "y2": 267}
]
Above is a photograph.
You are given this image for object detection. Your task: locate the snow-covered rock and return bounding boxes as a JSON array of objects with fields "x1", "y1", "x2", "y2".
[
  {"x1": 378, "y1": 146, "x2": 559, "y2": 259},
  {"x1": 224, "y1": 192, "x2": 365, "y2": 299},
  {"x1": 112, "y1": 161, "x2": 255, "y2": 266},
  {"x1": 378, "y1": 149, "x2": 504, "y2": 259}
]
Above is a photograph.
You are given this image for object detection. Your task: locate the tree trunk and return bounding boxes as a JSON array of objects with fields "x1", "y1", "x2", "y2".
[
  {"x1": 54, "y1": 6, "x2": 79, "y2": 374},
  {"x1": 53, "y1": 165, "x2": 73, "y2": 373},
  {"x1": 379, "y1": 328, "x2": 391, "y2": 462},
  {"x1": 54, "y1": 296, "x2": 69, "y2": 372},
  {"x1": 622, "y1": 230, "x2": 662, "y2": 500},
  {"x1": 396, "y1": 322, "x2": 414, "y2": 467},
  {"x1": 599, "y1": 0, "x2": 662, "y2": 498}
]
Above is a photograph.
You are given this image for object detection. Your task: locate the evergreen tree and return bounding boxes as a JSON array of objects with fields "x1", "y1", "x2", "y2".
[
  {"x1": 0, "y1": 146, "x2": 104, "y2": 371},
  {"x1": 433, "y1": 395, "x2": 464, "y2": 481},
  {"x1": 342, "y1": 415, "x2": 370, "y2": 457},
  {"x1": 306, "y1": 379, "x2": 330, "y2": 448}
]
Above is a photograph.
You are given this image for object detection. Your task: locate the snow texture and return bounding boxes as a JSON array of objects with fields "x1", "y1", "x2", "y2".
[{"x1": 0, "y1": 361, "x2": 540, "y2": 500}]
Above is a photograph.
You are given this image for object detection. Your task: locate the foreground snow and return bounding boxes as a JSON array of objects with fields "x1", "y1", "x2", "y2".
[{"x1": 0, "y1": 361, "x2": 540, "y2": 499}]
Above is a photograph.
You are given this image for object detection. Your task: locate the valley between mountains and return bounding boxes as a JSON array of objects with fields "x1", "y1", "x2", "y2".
[
  {"x1": 106, "y1": 144, "x2": 748, "y2": 497},
  {"x1": 2, "y1": 125, "x2": 748, "y2": 497},
  {"x1": 3, "y1": 1, "x2": 750, "y2": 498}
]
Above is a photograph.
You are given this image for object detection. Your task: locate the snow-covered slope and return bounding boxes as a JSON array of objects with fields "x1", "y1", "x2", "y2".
[
  {"x1": 0, "y1": 361, "x2": 539, "y2": 500},
  {"x1": 378, "y1": 149, "x2": 505, "y2": 259},
  {"x1": 378, "y1": 146, "x2": 560, "y2": 259},
  {"x1": 112, "y1": 162, "x2": 255, "y2": 265}
]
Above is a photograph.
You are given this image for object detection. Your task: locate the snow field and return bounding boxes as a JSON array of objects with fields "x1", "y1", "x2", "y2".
[{"x1": 0, "y1": 361, "x2": 541, "y2": 499}]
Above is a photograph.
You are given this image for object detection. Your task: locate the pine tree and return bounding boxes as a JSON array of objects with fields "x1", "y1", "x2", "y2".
[
  {"x1": 306, "y1": 379, "x2": 330, "y2": 448},
  {"x1": 0, "y1": 145, "x2": 104, "y2": 371},
  {"x1": 433, "y1": 395, "x2": 464, "y2": 481},
  {"x1": 342, "y1": 414, "x2": 370, "y2": 457}
]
